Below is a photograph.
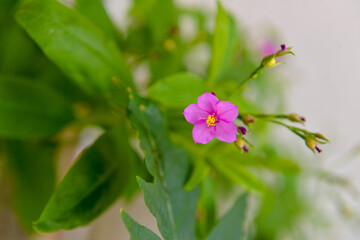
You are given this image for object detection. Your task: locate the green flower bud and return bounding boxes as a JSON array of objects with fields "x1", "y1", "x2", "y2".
[
  {"x1": 262, "y1": 55, "x2": 277, "y2": 68},
  {"x1": 305, "y1": 137, "x2": 322, "y2": 153},
  {"x1": 314, "y1": 133, "x2": 329, "y2": 142},
  {"x1": 287, "y1": 113, "x2": 306, "y2": 123}
]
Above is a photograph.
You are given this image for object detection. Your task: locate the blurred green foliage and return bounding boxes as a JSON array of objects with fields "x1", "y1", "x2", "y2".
[{"x1": 0, "y1": 0, "x2": 322, "y2": 239}]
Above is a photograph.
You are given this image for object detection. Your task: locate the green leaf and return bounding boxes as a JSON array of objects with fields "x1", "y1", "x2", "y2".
[
  {"x1": 212, "y1": 143, "x2": 300, "y2": 173},
  {"x1": 0, "y1": 76, "x2": 73, "y2": 138},
  {"x1": 4, "y1": 140, "x2": 56, "y2": 233},
  {"x1": 16, "y1": 0, "x2": 133, "y2": 101},
  {"x1": 121, "y1": 210, "x2": 161, "y2": 240},
  {"x1": 254, "y1": 175, "x2": 304, "y2": 240},
  {"x1": 130, "y1": 0, "x2": 177, "y2": 43},
  {"x1": 209, "y1": 155, "x2": 266, "y2": 192},
  {"x1": 148, "y1": 72, "x2": 206, "y2": 108},
  {"x1": 196, "y1": 177, "x2": 216, "y2": 239},
  {"x1": 206, "y1": 193, "x2": 248, "y2": 240},
  {"x1": 75, "y1": 0, "x2": 118, "y2": 40},
  {"x1": 33, "y1": 126, "x2": 136, "y2": 232},
  {"x1": 208, "y1": 2, "x2": 237, "y2": 85},
  {"x1": 127, "y1": 96, "x2": 199, "y2": 240},
  {"x1": 184, "y1": 157, "x2": 210, "y2": 191}
]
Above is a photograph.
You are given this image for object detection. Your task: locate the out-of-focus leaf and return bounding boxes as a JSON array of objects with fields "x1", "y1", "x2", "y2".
[
  {"x1": 75, "y1": 0, "x2": 118, "y2": 40},
  {"x1": 208, "y1": 2, "x2": 237, "y2": 85},
  {"x1": 254, "y1": 175, "x2": 304, "y2": 240},
  {"x1": 206, "y1": 193, "x2": 248, "y2": 240},
  {"x1": 0, "y1": 76, "x2": 73, "y2": 138},
  {"x1": 130, "y1": 0, "x2": 177, "y2": 43},
  {"x1": 209, "y1": 155, "x2": 266, "y2": 192},
  {"x1": 5, "y1": 140, "x2": 56, "y2": 233},
  {"x1": 0, "y1": 0, "x2": 88, "y2": 103},
  {"x1": 127, "y1": 95, "x2": 199, "y2": 240},
  {"x1": 211, "y1": 143, "x2": 300, "y2": 173},
  {"x1": 16, "y1": 0, "x2": 133, "y2": 105},
  {"x1": 148, "y1": 72, "x2": 206, "y2": 108},
  {"x1": 121, "y1": 210, "x2": 161, "y2": 240},
  {"x1": 33, "y1": 126, "x2": 136, "y2": 232},
  {"x1": 196, "y1": 177, "x2": 216, "y2": 239},
  {"x1": 184, "y1": 157, "x2": 210, "y2": 191}
]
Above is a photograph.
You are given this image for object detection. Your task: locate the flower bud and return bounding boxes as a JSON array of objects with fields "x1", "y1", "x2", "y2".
[
  {"x1": 237, "y1": 126, "x2": 247, "y2": 135},
  {"x1": 315, "y1": 146, "x2": 322, "y2": 153},
  {"x1": 305, "y1": 137, "x2": 316, "y2": 149},
  {"x1": 287, "y1": 113, "x2": 306, "y2": 123},
  {"x1": 305, "y1": 137, "x2": 322, "y2": 154},
  {"x1": 262, "y1": 55, "x2": 277, "y2": 68},
  {"x1": 275, "y1": 44, "x2": 295, "y2": 57},
  {"x1": 235, "y1": 138, "x2": 249, "y2": 153},
  {"x1": 242, "y1": 114, "x2": 255, "y2": 124},
  {"x1": 314, "y1": 133, "x2": 329, "y2": 142}
]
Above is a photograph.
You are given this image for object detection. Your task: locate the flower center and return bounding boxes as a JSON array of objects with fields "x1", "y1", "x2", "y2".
[{"x1": 206, "y1": 114, "x2": 216, "y2": 127}]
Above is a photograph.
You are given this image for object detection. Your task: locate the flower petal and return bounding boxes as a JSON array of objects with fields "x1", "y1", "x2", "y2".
[
  {"x1": 216, "y1": 101, "x2": 238, "y2": 122},
  {"x1": 215, "y1": 120, "x2": 237, "y2": 143},
  {"x1": 192, "y1": 120, "x2": 215, "y2": 144},
  {"x1": 197, "y1": 92, "x2": 219, "y2": 113},
  {"x1": 183, "y1": 104, "x2": 208, "y2": 124}
]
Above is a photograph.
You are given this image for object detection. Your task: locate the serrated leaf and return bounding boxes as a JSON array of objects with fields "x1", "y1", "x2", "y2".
[
  {"x1": 16, "y1": 0, "x2": 133, "y2": 104},
  {"x1": 121, "y1": 210, "x2": 161, "y2": 240},
  {"x1": 4, "y1": 140, "x2": 56, "y2": 233},
  {"x1": 127, "y1": 96, "x2": 199, "y2": 240},
  {"x1": 0, "y1": 76, "x2": 73, "y2": 138},
  {"x1": 206, "y1": 194, "x2": 248, "y2": 240},
  {"x1": 148, "y1": 72, "x2": 206, "y2": 108},
  {"x1": 33, "y1": 126, "x2": 135, "y2": 232},
  {"x1": 208, "y1": 2, "x2": 237, "y2": 85}
]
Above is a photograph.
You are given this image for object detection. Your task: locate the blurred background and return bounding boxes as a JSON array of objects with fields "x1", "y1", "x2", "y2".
[{"x1": 1, "y1": 0, "x2": 360, "y2": 239}]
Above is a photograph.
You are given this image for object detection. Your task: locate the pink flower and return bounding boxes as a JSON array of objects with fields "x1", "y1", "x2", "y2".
[
  {"x1": 260, "y1": 40, "x2": 278, "y2": 56},
  {"x1": 183, "y1": 92, "x2": 238, "y2": 144}
]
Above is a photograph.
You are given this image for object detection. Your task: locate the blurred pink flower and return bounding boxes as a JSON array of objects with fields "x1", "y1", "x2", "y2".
[
  {"x1": 260, "y1": 40, "x2": 278, "y2": 56},
  {"x1": 183, "y1": 92, "x2": 238, "y2": 144}
]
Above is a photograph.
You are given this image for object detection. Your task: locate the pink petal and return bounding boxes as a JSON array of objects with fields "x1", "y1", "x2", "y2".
[
  {"x1": 183, "y1": 104, "x2": 208, "y2": 124},
  {"x1": 192, "y1": 120, "x2": 215, "y2": 144},
  {"x1": 216, "y1": 101, "x2": 238, "y2": 122},
  {"x1": 215, "y1": 120, "x2": 237, "y2": 143},
  {"x1": 197, "y1": 92, "x2": 219, "y2": 113}
]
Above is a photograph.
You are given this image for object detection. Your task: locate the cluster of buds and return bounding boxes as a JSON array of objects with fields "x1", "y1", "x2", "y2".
[
  {"x1": 236, "y1": 112, "x2": 329, "y2": 154},
  {"x1": 235, "y1": 126, "x2": 253, "y2": 153},
  {"x1": 261, "y1": 44, "x2": 295, "y2": 68}
]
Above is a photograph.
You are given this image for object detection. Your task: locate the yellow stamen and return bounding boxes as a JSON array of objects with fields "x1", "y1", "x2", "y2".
[{"x1": 206, "y1": 114, "x2": 216, "y2": 127}]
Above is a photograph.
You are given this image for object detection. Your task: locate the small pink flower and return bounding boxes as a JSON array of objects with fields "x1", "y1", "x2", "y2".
[
  {"x1": 261, "y1": 40, "x2": 278, "y2": 56},
  {"x1": 183, "y1": 92, "x2": 238, "y2": 144}
]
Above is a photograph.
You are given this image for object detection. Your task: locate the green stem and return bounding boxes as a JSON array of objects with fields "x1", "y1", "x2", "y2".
[
  {"x1": 251, "y1": 113, "x2": 288, "y2": 119},
  {"x1": 228, "y1": 65, "x2": 264, "y2": 100},
  {"x1": 238, "y1": 115, "x2": 307, "y2": 139},
  {"x1": 267, "y1": 120, "x2": 306, "y2": 139}
]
